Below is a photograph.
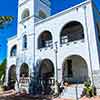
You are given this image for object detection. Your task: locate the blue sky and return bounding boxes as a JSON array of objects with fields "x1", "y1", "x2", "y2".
[{"x1": 0, "y1": 0, "x2": 100, "y2": 63}]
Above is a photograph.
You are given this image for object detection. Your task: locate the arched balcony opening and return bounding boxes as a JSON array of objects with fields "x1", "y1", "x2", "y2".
[
  {"x1": 38, "y1": 31, "x2": 53, "y2": 49},
  {"x1": 21, "y1": 8, "x2": 30, "y2": 21},
  {"x1": 60, "y1": 21, "x2": 84, "y2": 44},
  {"x1": 39, "y1": 10, "x2": 47, "y2": 19}
]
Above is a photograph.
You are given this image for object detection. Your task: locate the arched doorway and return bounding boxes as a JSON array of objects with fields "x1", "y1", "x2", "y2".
[
  {"x1": 39, "y1": 59, "x2": 54, "y2": 79},
  {"x1": 38, "y1": 59, "x2": 55, "y2": 94},
  {"x1": 8, "y1": 65, "x2": 16, "y2": 89},
  {"x1": 19, "y1": 63, "x2": 29, "y2": 93},
  {"x1": 20, "y1": 63, "x2": 29, "y2": 77},
  {"x1": 62, "y1": 55, "x2": 88, "y2": 84}
]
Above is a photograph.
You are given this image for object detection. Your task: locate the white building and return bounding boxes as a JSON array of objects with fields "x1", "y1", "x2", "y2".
[{"x1": 5, "y1": 0, "x2": 100, "y2": 96}]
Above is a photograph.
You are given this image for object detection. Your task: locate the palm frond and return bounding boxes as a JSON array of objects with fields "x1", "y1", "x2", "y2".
[{"x1": 0, "y1": 16, "x2": 14, "y2": 29}]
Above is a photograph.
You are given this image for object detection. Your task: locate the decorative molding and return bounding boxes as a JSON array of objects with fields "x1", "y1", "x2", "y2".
[
  {"x1": 19, "y1": 0, "x2": 31, "y2": 7},
  {"x1": 40, "y1": 0, "x2": 51, "y2": 8}
]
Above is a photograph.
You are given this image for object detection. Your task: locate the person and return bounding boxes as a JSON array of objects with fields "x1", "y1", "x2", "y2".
[
  {"x1": 15, "y1": 77, "x2": 20, "y2": 93},
  {"x1": 59, "y1": 80, "x2": 64, "y2": 94},
  {"x1": 55, "y1": 80, "x2": 64, "y2": 95},
  {"x1": 63, "y1": 81, "x2": 69, "y2": 88}
]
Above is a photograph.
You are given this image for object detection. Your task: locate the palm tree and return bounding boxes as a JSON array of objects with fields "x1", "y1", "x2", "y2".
[
  {"x1": 0, "y1": 16, "x2": 14, "y2": 84},
  {"x1": 0, "y1": 16, "x2": 14, "y2": 29}
]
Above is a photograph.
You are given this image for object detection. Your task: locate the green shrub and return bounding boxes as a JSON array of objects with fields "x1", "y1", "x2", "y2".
[{"x1": 81, "y1": 80, "x2": 96, "y2": 97}]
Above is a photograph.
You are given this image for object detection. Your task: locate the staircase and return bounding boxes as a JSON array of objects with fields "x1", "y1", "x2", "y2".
[{"x1": 60, "y1": 84, "x2": 84, "y2": 99}]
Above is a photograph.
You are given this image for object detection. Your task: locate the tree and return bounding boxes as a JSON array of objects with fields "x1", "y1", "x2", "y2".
[
  {"x1": 0, "y1": 16, "x2": 14, "y2": 29},
  {"x1": 0, "y1": 58, "x2": 6, "y2": 83},
  {"x1": 0, "y1": 16, "x2": 14, "y2": 84}
]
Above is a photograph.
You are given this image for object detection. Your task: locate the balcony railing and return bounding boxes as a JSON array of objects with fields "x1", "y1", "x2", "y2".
[
  {"x1": 45, "y1": 40, "x2": 53, "y2": 47},
  {"x1": 60, "y1": 34, "x2": 84, "y2": 45},
  {"x1": 39, "y1": 40, "x2": 53, "y2": 50},
  {"x1": 61, "y1": 35, "x2": 68, "y2": 44}
]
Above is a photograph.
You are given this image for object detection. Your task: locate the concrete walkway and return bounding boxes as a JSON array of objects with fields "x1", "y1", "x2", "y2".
[
  {"x1": 53, "y1": 96, "x2": 100, "y2": 100},
  {"x1": 0, "y1": 90, "x2": 100, "y2": 100}
]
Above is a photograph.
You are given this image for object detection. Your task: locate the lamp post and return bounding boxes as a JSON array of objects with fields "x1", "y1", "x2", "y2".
[
  {"x1": 54, "y1": 41, "x2": 58, "y2": 94},
  {"x1": 54, "y1": 41, "x2": 58, "y2": 81}
]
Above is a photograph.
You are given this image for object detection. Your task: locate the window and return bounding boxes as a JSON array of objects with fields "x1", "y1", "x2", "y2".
[
  {"x1": 60, "y1": 21, "x2": 84, "y2": 44},
  {"x1": 39, "y1": 10, "x2": 47, "y2": 19},
  {"x1": 21, "y1": 9, "x2": 30, "y2": 20},
  {"x1": 23, "y1": 35, "x2": 27, "y2": 49},
  {"x1": 10, "y1": 45, "x2": 17, "y2": 56}
]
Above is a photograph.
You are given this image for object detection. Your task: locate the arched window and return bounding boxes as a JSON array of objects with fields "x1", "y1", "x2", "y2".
[
  {"x1": 10, "y1": 45, "x2": 17, "y2": 56},
  {"x1": 38, "y1": 31, "x2": 53, "y2": 49},
  {"x1": 60, "y1": 21, "x2": 84, "y2": 44},
  {"x1": 23, "y1": 35, "x2": 27, "y2": 49},
  {"x1": 39, "y1": 10, "x2": 47, "y2": 19},
  {"x1": 21, "y1": 9, "x2": 30, "y2": 20}
]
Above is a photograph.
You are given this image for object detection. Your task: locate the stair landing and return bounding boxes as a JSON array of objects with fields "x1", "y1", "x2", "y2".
[{"x1": 59, "y1": 84, "x2": 84, "y2": 99}]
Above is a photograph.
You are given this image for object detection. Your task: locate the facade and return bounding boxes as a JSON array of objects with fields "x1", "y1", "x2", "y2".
[{"x1": 5, "y1": 0, "x2": 100, "y2": 95}]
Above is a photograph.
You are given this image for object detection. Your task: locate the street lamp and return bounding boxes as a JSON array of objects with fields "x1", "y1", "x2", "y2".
[{"x1": 54, "y1": 41, "x2": 58, "y2": 81}]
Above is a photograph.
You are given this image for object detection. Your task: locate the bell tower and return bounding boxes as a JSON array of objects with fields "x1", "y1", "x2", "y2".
[
  {"x1": 17, "y1": 0, "x2": 51, "y2": 65},
  {"x1": 34, "y1": 0, "x2": 51, "y2": 22},
  {"x1": 18, "y1": 0, "x2": 51, "y2": 24},
  {"x1": 17, "y1": 0, "x2": 51, "y2": 37},
  {"x1": 16, "y1": 0, "x2": 51, "y2": 89}
]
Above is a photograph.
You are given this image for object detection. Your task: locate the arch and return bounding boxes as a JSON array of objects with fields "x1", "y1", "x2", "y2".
[
  {"x1": 62, "y1": 55, "x2": 88, "y2": 84},
  {"x1": 21, "y1": 8, "x2": 30, "y2": 20},
  {"x1": 8, "y1": 65, "x2": 16, "y2": 89},
  {"x1": 39, "y1": 59, "x2": 54, "y2": 79},
  {"x1": 38, "y1": 31, "x2": 53, "y2": 49},
  {"x1": 10, "y1": 45, "x2": 17, "y2": 56},
  {"x1": 60, "y1": 21, "x2": 84, "y2": 44},
  {"x1": 23, "y1": 35, "x2": 27, "y2": 49},
  {"x1": 39, "y1": 10, "x2": 47, "y2": 19},
  {"x1": 20, "y1": 63, "x2": 29, "y2": 77},
  {"x1": 33, "y1": 59, "x2": 55, "y2": 95}
]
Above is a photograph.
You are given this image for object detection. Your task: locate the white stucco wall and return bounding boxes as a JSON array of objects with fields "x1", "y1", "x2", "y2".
[
  {"x1": 5, "y1": 36, "x2": 17, "y2": 85},
  {"x1": 6, "y1": 0, "x2": 100, "y2": 92},
  {"x1": 35, "y1": 0, "x2": 100, "y2": 82}
]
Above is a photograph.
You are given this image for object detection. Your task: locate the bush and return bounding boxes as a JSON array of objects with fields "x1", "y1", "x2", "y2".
[{"x1": 81, "y1": 80, "x2": 96, "y2": 97}]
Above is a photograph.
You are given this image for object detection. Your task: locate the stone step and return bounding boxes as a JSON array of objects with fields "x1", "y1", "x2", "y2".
[{"x1": 60, "y1": 85, "x2": 84, "y2": 99}]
